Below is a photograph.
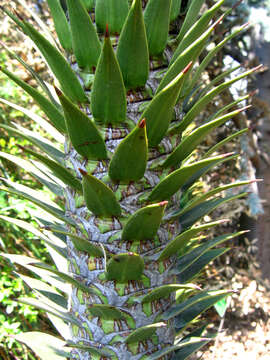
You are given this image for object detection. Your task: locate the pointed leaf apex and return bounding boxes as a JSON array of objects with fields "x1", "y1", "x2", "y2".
[
  {"x1": 218, "y1": 219, "x2": 230, "y2": 224},
  {"x1": 249, "y1": 89, "x2": 258, "y2": 97},
  {"x1": 54, "y1": 86, "x2": 63, "y2": 97},
  {"x1": 222, "y1": 152, "x2": 235, "y2": 158},
  {"x1": 242, "y1": 22, "x2": 250, "y2": 29},
  {"x1": 105, "y1": 24, "x2": 110, "y2": 38},
  {"x1": 13, "y1": 10, "x2": 24, "y2": 21},
  {"x1": 238, "y1": 105, "x2": 252, "y2": 112},
  {"x1": 79, "y1": 168, "x2": 87, "y2": 176},
  {"x1": 213, "y1": 14, "x2": 225, "y2": 28},
  {"x1": 17, "y1": 144, "x2": 25, "y2": 151},
  {"x1": 138, "y1": 118, "x2": 146, "y2": 128},
  {"x1": 250, "y1": 178, "x2": 263, "y2": 183},
  {"x1": 253, "y1": 64, "x2": 264, "y2": 72},
  {"x1": 183, "y1": 61, "x2": 193, "y2": 74}
]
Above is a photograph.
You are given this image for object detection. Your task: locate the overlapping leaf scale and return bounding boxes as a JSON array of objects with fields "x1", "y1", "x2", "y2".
[
  {"x1": 106, "y1": 252, "x2": 144, "y2": 282},
  {"x1": 79, "y1": 169, "x2": 121, "y2": 218},
  {"x1": 121, "y1": 201, "x2": 167, "y2": 243},
  {"x1": 91, "y1": 27, "x2": 127, "y2": 125},
  {"x1": 67, "y1": 0, "x2": 101, "y2": 70},
  {"x1": 158, "y1": 220, "x2": 226, "y2": 261},
  {"x1": 144, "y1": 0, "x2": 172, "y2": 56},
  {"x1": 141, "y1": 62, "x2": 192, "y2": 147},
  {"x1": 108, "y1": 118, "x2": 147, "y2": 182},
  {"x1": 148, "y1": 154, "x2": 233, "y2": 203},
  {"x1": 175, "y1": 65, "x2": 261, "y2": 133},
  {"x1": 116, "y1": 0, "x2": 149, "y2": 89},
  {"x1": 163, "y1": 107, "x2": 249, "y2": 168},
  {"x1": 56, "y1": 88, "x2": 107, "y2": 160}
]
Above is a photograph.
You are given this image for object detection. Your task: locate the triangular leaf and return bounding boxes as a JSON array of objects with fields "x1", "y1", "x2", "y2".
[
  {"x1": 144, "y1": 0, "x2": 171, "y2": 56},
  {"x1": 56, "y1": 88, "x2": 107, "y2": 160},
  {"x1": 67, "y1": 0, "x2": 101, "y2": 70},
  {"x1": 79, "y1": 169, "x2": 121, "y2": 217},
  {"x1": 121, "y1": 201, "x2": 167, "y2": 242},
  {"x1": 91, "y1": 27, "x2": 126, "y2": 125},
  {"x1": 106, "y1": 253, "x2": 144, "y2": 282},
  {"x1": 108, "y1": 118, "x2": 147, "y2": 182},
  {"x1": 116, "y1": 0, "x2": 149, "y2": 89}
]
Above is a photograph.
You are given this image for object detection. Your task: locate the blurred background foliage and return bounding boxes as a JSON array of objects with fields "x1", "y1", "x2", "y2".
[{"x1": 0, "y1": 0, "x2": 269, "y2": 359}]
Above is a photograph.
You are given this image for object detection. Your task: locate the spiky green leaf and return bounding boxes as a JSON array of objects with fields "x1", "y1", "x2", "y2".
[
  {"x1": 79, "y1": 169, "x2": 121, "y2": 217},
  {"x1": 67, "y1": 0, "x2": 101, "y2": 70},
  {"x1": 56, "y1": 88, "x2": 107, "y2": 160},
  {"x1": 122, "y1": 201, "x2": 167, "y2": 243},
  {"x1": 109, "y1": 118, "x2": 147, "y2": 182},
  {"x1": 116, "y1": 0, "x2": 149, "y2": 88},
  {"x1": 47, "y1": 0, "x2": 72, "y2": 51},
  {"x1": 106, "y1": 253, "x2": 144, "y2": 282},
  {"x1": 144, "y1": 0, "x2": 171, "y2": 56},
  {"x1": 91, "y1": 28, "x2": 126, "y2": 125}
]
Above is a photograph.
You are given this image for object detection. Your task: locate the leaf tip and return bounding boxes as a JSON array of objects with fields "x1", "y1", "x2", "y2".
[
  {"x1": 238, "y1": 105, "x2": 252, "y2": 112},
  {"x1": 159, "y1": 201, "x2": 168, "y2": 208},
  {"x1": 79, "y1": 168, "x2": 87, "y2": 176},
  {"x1": 105, "y1": 23, "x2": 110, "y2": 38},
  {"x1": 183, "y1": 61, "x2": 193, "y2": 74},
  {"x1": 54, "y1": 85, "x2": 63, "y2": 97},
  {"x1": 138, "y1": 118, "x2": 146, "y2": 128}
]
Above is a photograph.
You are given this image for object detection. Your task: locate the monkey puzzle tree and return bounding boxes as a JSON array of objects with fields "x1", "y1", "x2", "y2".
[{"x1": 0, "y1": 0, "x2": 260, "y2": 359}]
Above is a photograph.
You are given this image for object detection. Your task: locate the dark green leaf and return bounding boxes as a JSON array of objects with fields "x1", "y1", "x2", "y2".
[
  {"x1": 106, "y1": 253, "x2": 144, "y2": 282},
  {"x1": 109, "y1": 119, "x2": 147, "y2": 182},
  {"x1": 122, "y1": 201, "x2": 167, "y2": 242},
  {"x1": 67, "y1": 0, "x2": 101, "y2": 70},
  {"x1": 79, "y1": 169, "x2": 121, "y2": 217},
  {"x1": 91, "y1": 28, "x2": 126, "y2": 125},
  {"x1": 116, "y1": 0, "x2": 149, "y2": 89}
]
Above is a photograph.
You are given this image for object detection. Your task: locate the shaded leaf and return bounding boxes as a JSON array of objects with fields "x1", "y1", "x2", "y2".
[
  {"x1": 67, "y1": 0, "x2": 101, "y2": 70},
  {"x1": 56, "y1": 88, "x2": 107, "y2": 160},
  {"x1": 106, "y1": 253, "x2": 144, "y2": 282},
  {"x1": 116, "y1": 0, "x2": 149, "y2": 89},
  {"x1": 108, "y1": 118, "x2": 147, "y2": 182},
  {"x1": 79, "y1": 169, "x2": 121, "y2": 217},
  {"x1": 91, "y1": 27, "x2": 126, "y2": 125}
]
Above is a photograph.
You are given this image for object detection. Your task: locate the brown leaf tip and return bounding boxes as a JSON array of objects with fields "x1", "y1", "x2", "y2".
[
  {"x1": 78, "y1": 168, "x2": 87, "y2": 176},
  {"x1": 54, "y1": 85, "x2": 63, "y2": 97},
  {"x1": 239, "y1": 105, "x2": 252, "y2": 112},
  {"x1": 183, "y1": 61, "x2": 193, "y2": 74},
  {"x1": 159, "y1": 201, "x2": 168, "y2": 207},
  {"x1": 105, "y1": 24, "x2": 109, "y2": 38},
  {"x1": 14, "y1": 10, "x2": 24, "y2": 22},
  {"x1": 138, "y1": 118, "x2": 146, "y2": 128}
]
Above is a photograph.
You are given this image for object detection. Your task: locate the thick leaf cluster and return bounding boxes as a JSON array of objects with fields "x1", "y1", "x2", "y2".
[{"x1": 0, "y1": 0, "x2": 259, "y2": 359}]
